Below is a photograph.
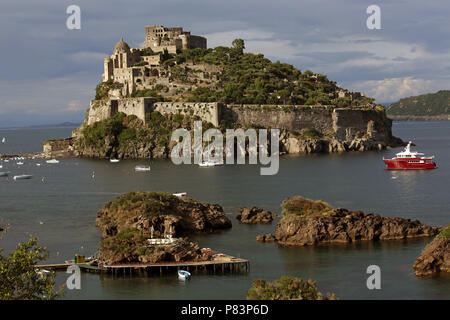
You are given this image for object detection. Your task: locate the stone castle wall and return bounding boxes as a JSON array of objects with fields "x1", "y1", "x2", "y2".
[
  {"x1": 223, "y1": 105, "x2": 336, "y2": 133},
  {"x1": 84, "y1": 99, "x2": 392, "y2": 143},
  {"x1": 153, "y1": 102, "x2": 221, "y2": 127}
]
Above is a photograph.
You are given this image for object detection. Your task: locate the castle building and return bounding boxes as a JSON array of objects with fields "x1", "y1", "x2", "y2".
[
  {"x1": 143, "y1": 25, "x2": 207, "y2": 54},
  {"x1": 102, "y1": 26, "x2": 207, "y2": 95}
]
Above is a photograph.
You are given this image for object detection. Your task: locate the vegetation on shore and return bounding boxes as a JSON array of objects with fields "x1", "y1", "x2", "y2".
[
  {"x1": 436, "y1": 223, "x2": 450, "y2": 239},
  {"x1": 77, "y1": 111, "x2": 216, "y2": 155},
  {"x1": 0, "y1": 228, "x2": 62, "y2": 299},
  {"x1": 281, "y1": 196, "x2": 333, "y2": 217},
  {"x1": 387, "y1": 90, "x2": 450, "y2": 116},
  {"x1": 247, "y1": 276, "x2": 337, "y2": 300}
]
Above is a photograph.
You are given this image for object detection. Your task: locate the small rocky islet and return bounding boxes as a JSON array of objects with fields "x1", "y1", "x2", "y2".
[
  {"x1": 256, "y1": 196, "x2": 441, "y2": 246},
  {"x1": 95, "y1": 192, "x2": 231, "y2": 265}
]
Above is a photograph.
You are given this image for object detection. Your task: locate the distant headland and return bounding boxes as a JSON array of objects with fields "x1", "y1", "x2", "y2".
[{"x1": 387, "y1": 90, "x2": 450, "y2": 121}]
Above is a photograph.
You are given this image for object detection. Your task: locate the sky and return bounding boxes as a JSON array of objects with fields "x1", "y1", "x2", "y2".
[{"x1": 0, "y1": 0, "x2": 449, "y2": 127}]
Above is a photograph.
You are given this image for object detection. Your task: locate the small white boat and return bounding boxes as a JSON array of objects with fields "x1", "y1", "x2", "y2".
[
  {"x1": 110, "y1": 159, "x2": 120, "y2": 163},
  {"x1": 3, "y1": 160, "x2": 9, "y2": 163},
  {"x1": 0, "y1": 172, "x2": 8, "y2": 177},
  {"x1": 13, "y1": 174, "x2": 33, "y2": 180},
  {"x1": 178, "y1": 270, "x2": 191, "y2": 281},
  {"x1": 46, "y1": 159, "x2": 59, "y2": 164},
  {"x1": 1, "y1": 137, "x2": 5, "y2": 143},
  {"x1": 36, "y1": 163, "x2": 41, "y2": 167},
  {"x1": 198, "y1": 160, "x2": 223, "y2": 167},
  {"x1": 17, "y1": 162, "x2": 24, "y2": 165},
  {"x1": 135, "y1": 165, "x2": 151, "y2": 172},
  {"x1": 173, "y1": 192, "x2": 187, "y2": 198},
  {"x1": 35, "y1": 269, "x2": 51, "y2": 278}
]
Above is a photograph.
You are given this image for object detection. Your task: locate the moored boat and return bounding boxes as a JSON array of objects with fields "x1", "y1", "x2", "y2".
[
  {"x1": 0, "y1": 172, "x2": 8, "y2": 177},
  {"x1": 135, "y1": 165, "x2": 151, "y2": 172},
  {"x1": 110, "y1": 159, "x2": 120, "y2": 163},
  {"x1": 383, "y1": 141, "x2": 437, "y2": 170},
  {"x1": 198, "y1": 160, "x2": 224, "y2": 167},
  {"x1": 13, "y1": 174, "x2": 33, "y2": 180},
  {"x1": 178, "y1": 270, "x2": 191, "y2": 281},
  {"x1": 46, "y1": 159, "x2": 59, "y2": 164},
  {"x1": 173, "y1": 192, "x2": 187, "y2": 198}
]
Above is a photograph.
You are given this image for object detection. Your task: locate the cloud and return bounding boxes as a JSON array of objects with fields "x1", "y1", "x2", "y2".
[
  {"x1": 64, "y1": 100, "x2": 87, "y2": 112},
  {"x1": 349, "y1": 77, "x2": 450, "y2": 103}
]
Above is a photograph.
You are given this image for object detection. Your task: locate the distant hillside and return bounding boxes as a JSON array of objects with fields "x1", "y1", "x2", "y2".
[{"x1": 387, "y1": 90, "x2": 450, "y2": 120}]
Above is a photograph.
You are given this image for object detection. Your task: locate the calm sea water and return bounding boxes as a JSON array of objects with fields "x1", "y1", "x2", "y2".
[{"x1": 0, "y1": 122, "x2": 449, "y2": 299}]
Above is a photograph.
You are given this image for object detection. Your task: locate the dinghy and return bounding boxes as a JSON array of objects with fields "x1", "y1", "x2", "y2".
[
  {"x1": 198, "y1": 160, "x2": 224, "y2": 167},
  {"x1": 46, "y1": 159, "x2": 59, "y2": 164},
  {"x1": 13, "y1": 175, "x2": 33, "y2": 180},
  {"x1": 17, "y1": 162, "x2": 24, "y2": 165},
  {"x1": 173, "y1": 192, "x2": 187, "y2": 198},
  {"x1": 1, "y1": 137, "x2": 5, "y2": 143},
  {"x1": 178, "y1": 270, "x2": 191, "y2": 281},
  {"x1": 110, "y1": 159, "x2": 120, "y2": 163},
  {"x1": 135, "y1": 165, "x2": 151, "y2": 172}
]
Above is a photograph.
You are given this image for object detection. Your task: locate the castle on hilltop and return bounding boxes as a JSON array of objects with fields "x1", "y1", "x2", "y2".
[{"x1": 102, "y1": 25, "x2": 206, "y2": 94}]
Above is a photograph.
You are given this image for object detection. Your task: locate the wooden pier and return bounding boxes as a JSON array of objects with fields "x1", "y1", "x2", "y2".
[{"x1": 36, "y1": 254, "x2": 249, "y2": 276}]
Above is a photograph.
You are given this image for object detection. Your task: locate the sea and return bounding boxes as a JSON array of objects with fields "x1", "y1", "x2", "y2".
[{"x1": 0, "y1": 121, "x2": 449, "y2": 299}]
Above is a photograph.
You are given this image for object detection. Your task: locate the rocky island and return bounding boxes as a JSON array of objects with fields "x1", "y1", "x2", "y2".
[
  {"x1": 258, "y1": 196, "x2": 440, "y2": 246},
  {"x1": 36, "y1": 25, "x2": 403, "y2": 160},
  {"x1": 95, "y1": 192, "x2": 231, "y2": 265},
  {"x1": 413, "y1": 224, "x2": 450, "y2": 277}
]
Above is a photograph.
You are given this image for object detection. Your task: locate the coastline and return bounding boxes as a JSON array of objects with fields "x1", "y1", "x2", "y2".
[{"x1": 388, "y1": 115, "x2": 450, "y2": 121}]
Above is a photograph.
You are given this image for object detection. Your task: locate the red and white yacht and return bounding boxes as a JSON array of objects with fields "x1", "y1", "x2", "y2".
[{"x1": 383, "y1": 141, "x2": 437, "y2": 170}]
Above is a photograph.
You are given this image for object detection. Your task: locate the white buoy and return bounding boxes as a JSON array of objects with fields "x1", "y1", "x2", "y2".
[{"x1": 1, "y1": 137, "x2": 5, "y2": 143}]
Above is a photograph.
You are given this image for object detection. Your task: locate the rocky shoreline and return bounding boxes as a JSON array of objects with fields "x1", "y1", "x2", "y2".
[
  {"x1": 413, "y1": 224, "x2": 450, "y2": 277},
  {"x1": 257, "y1": 196, "x2": 441, "y2": 246},
  {"x1": 236, "y1": 207, "x2": 274, "y2": 224}
]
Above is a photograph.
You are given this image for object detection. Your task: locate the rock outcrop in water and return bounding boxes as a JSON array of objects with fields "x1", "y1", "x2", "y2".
[
  {"x1": 95, "y1": 192, "x2": 232, "y2": 264},
  {"x1": 236, "y1": 207, "x2": 274, "y2": 224},
  {"x1": 272, "y1": 196, "x2": 440, "y2": 246},
  {"x1": 413, "y1": 224, "x2": 450, "y2": 277}
]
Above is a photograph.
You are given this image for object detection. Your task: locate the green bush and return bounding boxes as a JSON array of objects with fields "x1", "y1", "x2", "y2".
[
  {"x1": 247, "y1": 276, "x2": 337, "y2": 300},
  {"x1": 281, "y1": 196, "x2": 332, "y2": 217}
]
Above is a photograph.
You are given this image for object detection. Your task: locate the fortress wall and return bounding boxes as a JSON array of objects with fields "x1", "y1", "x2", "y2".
[
  {"x1": 117, "y1": 98, "x2": 155, "y2": 123},
  {"x1": 222, "y1": 105, "x2": 336, "y2": 133},
  {"x1": 332, "y1": 108, "x2": 393, "y2": 142},
  {"x1": 84, "y1": 100, "x2": 392, "y2": 144},
  {"x1": 153, "y1": 102, "x2": 221, "y2": 126},
  {"x1": 87, "y1": 100, "x2": 114, "y2": 125}
]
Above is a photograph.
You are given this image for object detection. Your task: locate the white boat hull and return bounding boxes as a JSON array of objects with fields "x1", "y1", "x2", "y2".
[{"x1": 14, "y1": 175, "x2": 33, "y2": 180}]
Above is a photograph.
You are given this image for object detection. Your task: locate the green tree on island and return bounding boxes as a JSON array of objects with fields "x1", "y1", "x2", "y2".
[
  {"x1": 247, "y1": 276, "x2": 337, "y2": 300},
  {"x1": 232, "y1": 38, "x2": 245, "y2": 55},
  {"x1": 0, "y1": 227, "x2": 62, "y2": 300}
]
